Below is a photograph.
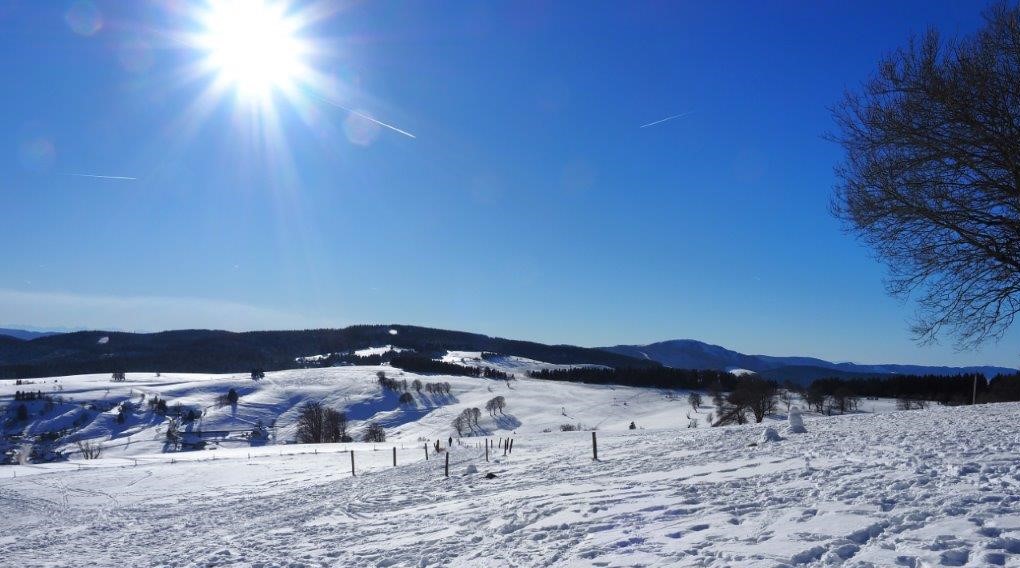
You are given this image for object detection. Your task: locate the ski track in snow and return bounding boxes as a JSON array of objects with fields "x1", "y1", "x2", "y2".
[{"x1": 3, "y1": 403, "x2": 1020, "y2": 567}]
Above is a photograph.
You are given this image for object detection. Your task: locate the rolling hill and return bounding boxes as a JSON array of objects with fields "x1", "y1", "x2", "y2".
[{"x1": 603, "y1": 339, "x2": 1017, "y2": 382}]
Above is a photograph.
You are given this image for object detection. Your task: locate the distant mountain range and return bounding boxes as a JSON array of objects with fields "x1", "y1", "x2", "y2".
[
  {"x1": 0, "y1": 328, "x2": 61, "y2": 341},
  {"x1": 0, "y1": 326, "x2": 1013, "y2": 383},
  {"x1": 602, "y1": 339, "x2": 1017, "y2": 383}
]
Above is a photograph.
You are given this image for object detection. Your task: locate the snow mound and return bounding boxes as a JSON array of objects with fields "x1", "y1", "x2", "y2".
[
  {"x1": 464, "y1": 464, "x2": 478, "y2": 474},
  {"x1": 788, "y1": 406, "x2": 807, "y2": 434},
  {"x1": 759, "y1": 426, "x2": 782, "y2": 443}
]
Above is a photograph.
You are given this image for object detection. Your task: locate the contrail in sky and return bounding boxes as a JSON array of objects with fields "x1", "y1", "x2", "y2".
[
  {"x1": 65, "y1": 173, "x2": 138, "y2": 180},
  {"x1": 640, "y1": 111, "x2": 694, "y2": 129},
  {"x1": 311, "y1": 94, "x2": 416, "y2": 139}
]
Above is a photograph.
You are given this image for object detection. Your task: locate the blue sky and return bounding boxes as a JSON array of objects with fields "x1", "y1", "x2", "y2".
[{"x1": 2, "y1": 1, "x2": 1017, "y2": 367}]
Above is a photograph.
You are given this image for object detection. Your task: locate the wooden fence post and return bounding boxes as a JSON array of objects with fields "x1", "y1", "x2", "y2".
[
  {"x1": 592, "y1": 431, "x2": 598, "y2": 461},
  {"x1": 485, "y1": 439, "x2": 489, "y2": 462},
  {"x1": 509, "y1": 438, "x2": 514, "y2": 454},
  {"x1": 424, "y1": 442, "x2": 429, "y2": 460},
  {"x1": 393, "y1": 447, "x2": 397, "y2": 467},
  {"x1": 444, "y1": 451, "x2": 449, "y2": 477},
  {"x1": 350, "y1": 450, "x2": 355, "y2": 476}
]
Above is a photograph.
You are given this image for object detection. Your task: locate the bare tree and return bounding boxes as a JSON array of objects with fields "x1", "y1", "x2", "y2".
[
  {"x1": 452, "y1": 414, "x2": 465, "y2": 436},
  {"x1": 727, "y1": 378, "x2": 777, "y2": 423},
  {"x1": 831, "y1": 3, "x2": 1020, "y2": 348},
  {"x1": 323, "y1": 408, "x2": 351, "y2": 442},
  {"x1": 398, "y1": 392, "x2": 415, "y2": 406},
  {"x1": 830, "y1": 387, "x2": 860, "y2": 415},
  {"x1": 362, "y1": 422, "x2": 386, "y2": 442},
  {"x1": 804, "y1": 387, "x2": 827, "y2": 413},
  {"x1": 296, "y1": 401, "x2": 325, "y2": 443}
]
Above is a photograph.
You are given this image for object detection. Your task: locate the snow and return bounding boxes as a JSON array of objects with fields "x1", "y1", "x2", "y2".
[
  {"x1": 727, "y1": 367, "x2": 757, "y2": 376},
  {"x1": 3, "y1": 402, "x2": 1020, "y2": 566},
  {"x1": 1, "y1": 362, "x2": 731, "y2": 462},
  {"x1": 758, "y1": 425, "x2": 782, "y2": 443},
  {"x1": 440, "y1": 350, "x2": 609, "y2": 375},
  {"x1": 353, "y1": 344, "x2": 412, "y2": 357}
]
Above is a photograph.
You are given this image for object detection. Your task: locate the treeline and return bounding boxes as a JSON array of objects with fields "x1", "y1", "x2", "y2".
[
  {"x1": 0, "y1": 324, "x2": 655, "y2": 379},
  {"x1": 528, "y1": 367, "x2": 738, "y2": 390},
  {"x1": 800, "y1": 372, "x2": 1020, "y2": 406}
]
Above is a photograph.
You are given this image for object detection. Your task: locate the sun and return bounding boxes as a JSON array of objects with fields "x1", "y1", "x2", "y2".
[{"x1": 195, "y1": 0, "x2": 310, "y2": 98}]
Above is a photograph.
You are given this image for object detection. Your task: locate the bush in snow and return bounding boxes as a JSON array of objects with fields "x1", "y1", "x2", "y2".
[
  {"x1": 398, "y1": 392, "x2": 415, "y2": 406},
  {"x1": 788, "y1": 407, "x2": 807, "y2": 434},
  {"x1": 111, "y1": 372, "x2": 126, "y2": 382},
  {"x1": 76, "y1": 440, "x2": 103, "y2": 459},
  {"x1": 687, "y1": 392, "x2": 702, "y2": 410},
  {"x1": 560, "y1": 423, "x2": 596, "y2": 432},
  {"x1": 362, "y1": 422, "x2": 386, "y2": 443}
]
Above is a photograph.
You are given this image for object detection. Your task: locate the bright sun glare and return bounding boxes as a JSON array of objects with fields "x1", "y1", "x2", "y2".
[{"x1": 197, "y1": 0, "x2": 308, "y2": 97}]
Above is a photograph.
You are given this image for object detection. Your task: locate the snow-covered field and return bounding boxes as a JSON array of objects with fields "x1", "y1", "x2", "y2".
[
  {"x1": 3, "y1": 402, "x2": 1020, "y2": 566},
  {"x1": 1, "y1": 352, "x2": 774, "y2": 461},
  {"x1": 2, "y1": 353, "x2": 1010, "y2": 566}
]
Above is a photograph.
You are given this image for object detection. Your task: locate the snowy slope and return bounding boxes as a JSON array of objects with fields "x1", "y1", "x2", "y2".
[
  {"x1": 3, "y1": 403, "x2": 1020, "y2": 567},
  {"x1": 2, "y1": 353, "x2": 736, "y2": 461}
]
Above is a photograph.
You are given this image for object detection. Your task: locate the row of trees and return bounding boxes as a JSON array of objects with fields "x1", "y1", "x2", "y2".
[
  {"x1": 377, "y1": 371, "x2": 452, "y2": 396},
  {"x1": 12, "y1": 390, "x2": 49, "y2": 401},
  {"x1": 451, "y1": 396, "x2": 510, "y2": 435},
  {"x1": 799, "y1": 372, "x2": 1020, "y2": 407},
  {"x1": 529, "y1": 367, "x2": 739, "y2": 390}
]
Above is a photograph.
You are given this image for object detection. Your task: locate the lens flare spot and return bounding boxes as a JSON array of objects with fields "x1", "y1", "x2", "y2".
[
  {"x1": 19, "y1": 137, "x2": 56, "y2": 172},
  {"x1": 65, "y1": 1, "x2": 103, "y2": 36},
  {"x1": 344, "y1": 110, "x2": 381, "y2": 146},
  {"x1": 118, "y1": 37, "x2": 155, "y2": 73}
]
